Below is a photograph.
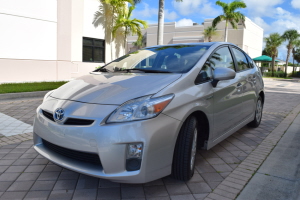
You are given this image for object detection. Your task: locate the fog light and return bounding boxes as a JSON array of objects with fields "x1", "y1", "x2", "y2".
[
  {"x1": 126, "y1": 143, "x2": 143, "y2": 171},
  {"x1": 127, "y1": 143, "x2": 143, "y2": 158}
]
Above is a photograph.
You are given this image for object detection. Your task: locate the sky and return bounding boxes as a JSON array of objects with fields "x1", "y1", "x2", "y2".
[{"x1": 131, "y1": 0, "x2": 300, "y2": 60}]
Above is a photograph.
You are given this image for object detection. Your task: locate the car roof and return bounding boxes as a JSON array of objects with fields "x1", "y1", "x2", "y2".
[{"x1": 145, "y1": 42, "x2": 236, "y2": 49}]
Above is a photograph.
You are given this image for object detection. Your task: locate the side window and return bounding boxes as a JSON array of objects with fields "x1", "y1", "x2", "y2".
[
  {"x1": 196, "y1": 65, "x2": 213, "y2": 84},
  {"x1": 232, "y1": 48, "x2": 250, "y2": 71},
  {"x1": 204, "y1": 47, "x2": 235, "y2": 70},
  {"x1": 246, "y1": 55, "x2": 254, "y2": 68}
]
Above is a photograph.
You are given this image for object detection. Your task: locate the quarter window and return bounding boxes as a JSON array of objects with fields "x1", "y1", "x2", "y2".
[
  {"x1": 204, "y1": 47, "x2": 235, "y2": 70},
  {"x1": 246, "y1": 55, "x2": 255, "y2": 68},
  {"x1": 232, "y1": 48, "x2": 250, "y2": 71},
  {"x1": 83, "y1": 37, "x2": 105, "y2": 62}
]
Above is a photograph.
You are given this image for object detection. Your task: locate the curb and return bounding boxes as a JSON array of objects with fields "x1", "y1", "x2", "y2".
[
  {"x1": 263, "y1": 78, "x2": 300, "y2": 82},
  {"x1": 0, "y1": 90, "x2": 49, "y2": 101},
  {"x1": 204, "y1": 103, "x2": 300, "y2": 200}
]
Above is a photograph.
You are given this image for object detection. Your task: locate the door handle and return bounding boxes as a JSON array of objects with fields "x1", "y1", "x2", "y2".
[{"x1": 237, "y1": 82, "x2": 242, "y2": 93}]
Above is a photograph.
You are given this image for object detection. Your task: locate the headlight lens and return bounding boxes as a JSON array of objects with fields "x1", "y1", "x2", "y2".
[{"x1": 107, "y1": 94, "x2": 174, "y2": 123}]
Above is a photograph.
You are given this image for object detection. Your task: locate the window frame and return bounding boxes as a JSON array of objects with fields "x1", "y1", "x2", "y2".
[
  {"x1": 229, "y1": 46, "x2": 252, "y2": 72},
  {"x1": 82, "y1": 37, "x2": 105, "y2": 63},
  {"x1": 195, "y1": 45, "x2": 236, "y2": 85}
]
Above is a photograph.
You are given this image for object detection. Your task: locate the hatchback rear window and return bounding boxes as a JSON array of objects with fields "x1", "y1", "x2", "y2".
[{"x1": 97, "y1": 45, "x2": 210, "y2": 73}]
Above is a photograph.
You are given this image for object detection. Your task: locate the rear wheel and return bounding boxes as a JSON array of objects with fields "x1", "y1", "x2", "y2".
[
  {"x1": 248, "y1": 96, "x2": 263, "y2": 128},
  {"x1": 172, "y1": 116, "x2": 198, "y2": 181}
]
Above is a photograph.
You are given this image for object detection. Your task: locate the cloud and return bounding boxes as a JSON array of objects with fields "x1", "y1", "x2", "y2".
[
  {"x1": 243, "y1": 0, "x2": 284, "y2": 17},
  {"x1": 165, "y1": 9, "x2": 179, "y2": 21},
  {"x1": 132, "y1": 3, "x2": 178, "y2": 22},
  {"x1": 291, "y1": 0, "x2": 300, "y2": 9},
  {"x1": 172, "y1": 0, "x2": 203, "y2": 16},
  {"x1": 176, "y1": 18, "x2": 194, "y2": 27},
  {"x1": 250, "y1": 7, "x2": 300, "y2": 60},
  {"x1": 199, "y1": 1, "x2": 221, "y2": 17},
  {"x1": 172, "y1": 0, "x2": 219, "y2": 17},
  {"x1": 252, "y1": 17, "x2": 271, "y2": 32},
  {"x1": 132, "y1": 3, "x2": 157, "y2": 18}
]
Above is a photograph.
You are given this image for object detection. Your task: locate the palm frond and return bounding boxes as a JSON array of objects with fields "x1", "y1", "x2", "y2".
[{"x1": 212, "y1": 15, "x2": 224, "y2": 27}]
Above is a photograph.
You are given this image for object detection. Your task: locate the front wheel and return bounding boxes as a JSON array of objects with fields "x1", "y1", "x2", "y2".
[
  {"x1": 248, "y1": 96, "x2": 263, "y2": 128},
  {"x1": 172, "y1": 116, "x2": 198, "y2": 181}
]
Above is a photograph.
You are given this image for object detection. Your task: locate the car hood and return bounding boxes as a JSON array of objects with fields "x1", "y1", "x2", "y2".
[{"x1": 50, "y1": 73, "x2": 182, "y2": 105}]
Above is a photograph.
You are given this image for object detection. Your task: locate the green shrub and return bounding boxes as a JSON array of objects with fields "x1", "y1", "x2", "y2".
[
  {"x1": 288, "y1": 71, "x2": 300, "y2": 77},
  {"x1": 263, "y1": 71, "x2": 286, "y2": 78}
]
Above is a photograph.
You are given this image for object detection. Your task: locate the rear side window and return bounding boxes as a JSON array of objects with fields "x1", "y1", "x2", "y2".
[
  {"x1": 246, "y1": 55, "x2": 255, "y2": 68},
  {"x1": 204, "y1": 47, "x2": 235, "y2": 70},
  {"x1": 232, "y1": 48, "x2": 250, "y2": 71}
]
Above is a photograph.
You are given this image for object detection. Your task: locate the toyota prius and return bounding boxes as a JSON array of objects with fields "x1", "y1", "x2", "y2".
[{"x1": 33, "y1": 42, "x2": 264, "y2": 183}]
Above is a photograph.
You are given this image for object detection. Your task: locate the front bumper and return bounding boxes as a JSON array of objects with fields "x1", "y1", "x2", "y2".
[{"x1": 33, "y1": 98, "x2": 181, "y2": 183}]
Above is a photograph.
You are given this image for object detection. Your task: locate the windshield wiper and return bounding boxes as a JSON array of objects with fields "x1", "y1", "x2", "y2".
[
  {"x1": 122, "y1": 68, "x2": 173, "y2": 73},
  {"x1": 97, "y1": 68, "x2": 113, "y2": 72}
]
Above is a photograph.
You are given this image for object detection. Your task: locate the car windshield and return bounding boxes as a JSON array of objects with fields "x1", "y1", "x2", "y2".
[{"x1": 95, "y1": 45, "x2": 210, "y2": 73}]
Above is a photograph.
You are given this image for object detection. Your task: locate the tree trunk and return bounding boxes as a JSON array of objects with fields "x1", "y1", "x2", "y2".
[
  {"x1": 272, "y1": 56, "x2": 275, "y2": 77},
  {"x1": 157, "y1": 0, "x2": 164, "y2": 45},
  {"x1": 124, "y1": 27, "x2": 127, "y2": 53},
  {"x1": 292, "y1": 48, "x2": 295, "y2": 76},
  {"x1": 285, "y1": 48, "x2": 291, "y2": 77},
  {"x1": 209, "y1": 36, "x2": 212, "y2": 42},
  {"x1": 224, "y1": 20, "x2": 228, "y2": 42},
  {"x1": 111, "y1": 7, "x2": 115, "y2": 61}
]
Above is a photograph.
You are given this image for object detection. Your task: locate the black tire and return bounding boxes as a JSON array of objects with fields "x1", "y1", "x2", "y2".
[
  {"x1": 172, "y1": 116, "x2": 198, "y2": 181},
  {"x1": 247, "y1": 96, "x2": 263, "y2": 128}
]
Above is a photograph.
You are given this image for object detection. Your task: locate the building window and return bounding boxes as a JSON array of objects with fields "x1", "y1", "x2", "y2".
[{"x1": 83, "y1": 37, "x2": 105, "y2": 62}]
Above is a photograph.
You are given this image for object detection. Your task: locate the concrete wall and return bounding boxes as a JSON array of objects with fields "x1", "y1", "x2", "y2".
[
  {"x1": 0, "y1": 0, "x2": 57, "y2": 60},
  {"x1": 0, "y1": 0, "x2": 124, "y2": 83}
]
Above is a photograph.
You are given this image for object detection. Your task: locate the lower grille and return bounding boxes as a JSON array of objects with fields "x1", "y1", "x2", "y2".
[{"x1": 42, "y1": 139, "x2": 101, "y2": 166}]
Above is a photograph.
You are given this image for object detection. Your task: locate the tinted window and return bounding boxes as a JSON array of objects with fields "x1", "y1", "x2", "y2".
[
  {"x1": 246, "y1": 54, "x2": 254, "y2": 68},
  {"x1": 98, "y1": 45, "x2": 210, "y2": 73},
  {"x1": 196, "y1": 65, "x2": 213, "y2": 84},
  {"x1": 232, "y1": 48, "x2": 250, "y2": 71},
  {"x1": 204, "y1": 47, "x2": 235, "y2": 70},
  {"x1": 83, "y1": 37, "x2": 105, "y2": 62}
]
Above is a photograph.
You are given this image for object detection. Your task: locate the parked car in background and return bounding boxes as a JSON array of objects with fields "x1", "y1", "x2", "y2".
[{"x1": 33, "y1": 42, "x2": 264, "y2": 183}]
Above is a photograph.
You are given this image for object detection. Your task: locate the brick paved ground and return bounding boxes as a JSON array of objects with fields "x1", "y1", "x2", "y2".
[{"x1": 0, "y1": 79, "x2": 299, "y2": 200}]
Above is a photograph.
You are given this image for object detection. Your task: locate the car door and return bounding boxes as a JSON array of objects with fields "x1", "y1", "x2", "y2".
[
  {"x1": 206, "y1": 46, "x2": 245, "y2": 140},
  {"x1": 230, "y1": 47, "x2": 256, "y2": 121}
]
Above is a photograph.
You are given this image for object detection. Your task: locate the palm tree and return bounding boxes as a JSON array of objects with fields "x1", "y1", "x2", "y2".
[
  {"x1": 132, "y1": 34, "x2": 146, "y2": 50},
  {"x1": 203, "y1": 26, "x2": 218, "y2": 42},
  {"x1": 113, "y1": 6, "x2": 148, "y2": 51},
  {"x1": 212, "y1": 0, "x2": 246, "y2": 42},
  {"x1": 157, "y1": 0, "x2": 182, "y2": 45},
  {"x1": 282, "y1": 29, "x2": 300, "y2": 77},
  {"x1": 93, "y1": 0, "x2": 133, "y2": 61},
  {"x1": 264, "y1": 33, "x2": 284, "y2": 77},
  {"x1": 292, "y1": 40, "x2": 300, "y2": 75}
]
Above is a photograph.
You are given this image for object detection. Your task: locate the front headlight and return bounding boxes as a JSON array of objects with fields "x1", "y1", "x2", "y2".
[{"x1": 107, "y1": 94, "x2": 174, "y2": 123}]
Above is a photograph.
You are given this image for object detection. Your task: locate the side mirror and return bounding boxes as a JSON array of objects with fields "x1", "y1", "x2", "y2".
[{"x1": 211, "y1": 67, "x2": 236, "y2": 87}]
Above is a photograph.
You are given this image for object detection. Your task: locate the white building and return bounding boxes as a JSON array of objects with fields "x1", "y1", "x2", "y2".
[
  {"x1": 127, "y1": 17, "x2": 263, "y2": 59},
  {"x1": 0, "y1": 0, "x2": 124, "y2": 83}
]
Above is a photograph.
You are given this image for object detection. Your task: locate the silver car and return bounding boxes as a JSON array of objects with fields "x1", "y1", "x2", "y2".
[{"x1": 33, "y1": 42, "x2": 264, "y2": 183}]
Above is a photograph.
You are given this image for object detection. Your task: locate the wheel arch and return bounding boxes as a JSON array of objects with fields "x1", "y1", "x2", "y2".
[{"x1": 259, "y1": 91, "x2": 265, "y2": 104}]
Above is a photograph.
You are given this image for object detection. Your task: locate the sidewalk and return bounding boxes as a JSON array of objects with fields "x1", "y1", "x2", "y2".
[{"x1": 237, "y1": 112, "x2": 300, "y2": 200}]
